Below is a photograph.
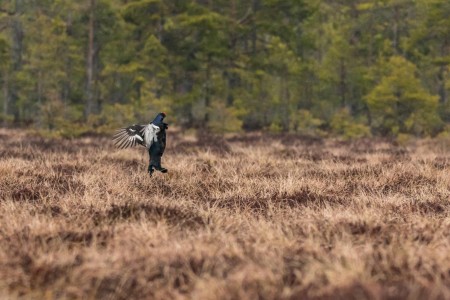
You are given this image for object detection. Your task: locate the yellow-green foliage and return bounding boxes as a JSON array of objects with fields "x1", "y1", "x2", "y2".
[
  {"x1": 290, "y1": 109, "x2": 324, "y2": 135},
  {"x1": 269, "y1": 121, "x2": 283, "y2": 133},
  {"x1": 330, "y1": 108, "x2": 371, "y2": 139},
  {"x1": 0, "y1": 113, "x2": 13, "y2": 123},
  {"x1": 88, "y1": 103, "x2": 137, "y2": 134},
  {"x1": 38, "y1": 97, "x2": 89, "y2": 138},
  {"x1": 365, "y1": 56, "x2": 441, "y2": 136},
  {"x1": 207, "y1": 101, "x2": 244, "y2": 133},
  {"x1": 436, "y1": 124, "x2": 450, "y2": 148}
]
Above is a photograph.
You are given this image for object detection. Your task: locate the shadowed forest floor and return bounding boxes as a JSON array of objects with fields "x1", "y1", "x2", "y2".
[{"x1": 0, "y1": 128, "x2": 449, "y2": 299}]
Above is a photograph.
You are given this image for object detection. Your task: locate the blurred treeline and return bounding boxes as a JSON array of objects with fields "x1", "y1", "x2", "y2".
[{"x1": 0, "y1": 0, "x2": 449, "y2": 138}]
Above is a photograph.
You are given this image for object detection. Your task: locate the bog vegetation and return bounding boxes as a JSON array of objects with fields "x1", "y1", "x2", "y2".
[
  {"x1": 0, "y1": 0, "x2": 449, "y2": 137},
  {"x1": 0, "y1": 129, "x2": 449, "y2": 299}
]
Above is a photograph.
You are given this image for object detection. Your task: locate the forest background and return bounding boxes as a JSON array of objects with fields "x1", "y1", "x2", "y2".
[{"x1": 0, "y1": 0, "x2": 449, "y2": 139}]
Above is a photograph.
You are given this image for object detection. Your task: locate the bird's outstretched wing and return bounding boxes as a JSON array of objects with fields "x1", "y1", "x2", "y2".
[
  {"x1": 143, "y1": 124, "x2": 160, "y2": 148},
  {"x1": 113, "y1": 124, "x2": 146, "y2": 149},
  {"x1": 113, "y1": 124, "x2": 160, "y2": 149}
]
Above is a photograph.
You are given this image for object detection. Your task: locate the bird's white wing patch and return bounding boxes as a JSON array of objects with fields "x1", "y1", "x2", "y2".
[{"x1": 143, "y1": 124, "x2": 160, "y2": 148}]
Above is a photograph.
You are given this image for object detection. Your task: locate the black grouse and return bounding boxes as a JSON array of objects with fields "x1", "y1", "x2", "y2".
[{"x1": 113, "y1": 112, "x2": 168, "y2": 175}]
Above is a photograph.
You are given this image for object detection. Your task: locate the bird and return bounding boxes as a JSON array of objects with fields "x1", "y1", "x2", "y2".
[{"x1": 113, "y1": 112, "x2": 168, "y2": 175}]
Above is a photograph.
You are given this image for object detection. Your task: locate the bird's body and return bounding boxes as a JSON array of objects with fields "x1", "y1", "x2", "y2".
[{"x1": 113, "y1": 112, "x2": 168, "y2": 175}]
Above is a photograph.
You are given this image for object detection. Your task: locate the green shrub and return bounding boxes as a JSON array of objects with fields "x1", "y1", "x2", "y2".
[
  {"x1": 365, "y1": 56, "x2": 441, "y2": 137},
  {"x1": 330, "y1": 108, "x2": 371, "y2": 139},
  {"x1": 207, "y1": 101, "x2": 244, "y2": 133},
  {"x1": 290, "y1": 109, "x2": 324, "y2": 135}
]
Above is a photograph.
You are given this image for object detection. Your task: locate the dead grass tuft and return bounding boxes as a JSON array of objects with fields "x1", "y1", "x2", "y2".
[{"x1": 95, "y1": 203, "x2": 206, "y2": 229}]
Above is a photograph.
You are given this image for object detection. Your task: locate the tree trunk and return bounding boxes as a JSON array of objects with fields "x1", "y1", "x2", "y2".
[
  {"x1": 11, "y1": 19, "x2": 23, "y2": 70},
  {"x1": 37, "y1": 70, "x2": 43, "y2": 127},
  {"x1": 339, "y1": 58, "x2": 347, "y2": 108},
  {"x1": 204, "y1": 55, "x2": 211, "y2": 125},
  {"x1": 251, "y1": 0, "x2": 260, "y2": 55},
  {"x1": 62, "y1": 11, "x2": 73, "y2": 110},
  {"x1": 392, "y1": 5, "x2": 400, "y2": 54},
  {"x1": 437, "y1": 65, "x2": 448, "y2": 105},
  {"x1": 11, "y1": 2, "x2": 24, "y2": 121},
  {"x1": 281, "y1": 75, "x2": 290, "y2": 132},
  {"x1": 438, "y1": 41, "x2": 449, "y2": 105},
  {"x1": 85, "y1": 0, "x2": 96, "y2": 118},
  {"x1": 226, "y1": 0, "x2": 237, "y2": 107},
  {"x1": 2, "y1": 70, "x2": 8, "y2": 126}
]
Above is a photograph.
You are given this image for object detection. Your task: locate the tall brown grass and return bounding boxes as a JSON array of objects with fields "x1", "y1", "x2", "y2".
[{"x1": 0, "y1": 128, "x2": 449, "y2": 299}]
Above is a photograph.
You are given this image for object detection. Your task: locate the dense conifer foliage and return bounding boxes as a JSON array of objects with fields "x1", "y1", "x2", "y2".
[{"x1": 0, "y1": 0, "x2": 449, "y2": 137}]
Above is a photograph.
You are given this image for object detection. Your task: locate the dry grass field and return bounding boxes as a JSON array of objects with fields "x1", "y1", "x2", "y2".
[{"x1": 0, "y1": 128, "x2": 449, "y2": 299}]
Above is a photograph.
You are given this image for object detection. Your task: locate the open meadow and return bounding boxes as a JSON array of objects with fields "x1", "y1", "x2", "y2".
[{"x1": 0, "y1": 128, "x2": 449, "y2": 299}]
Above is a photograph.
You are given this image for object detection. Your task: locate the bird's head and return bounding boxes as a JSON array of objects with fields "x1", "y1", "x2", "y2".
[{"x1": 152, "y1": 112, "x2": 166, "y2": 126}]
